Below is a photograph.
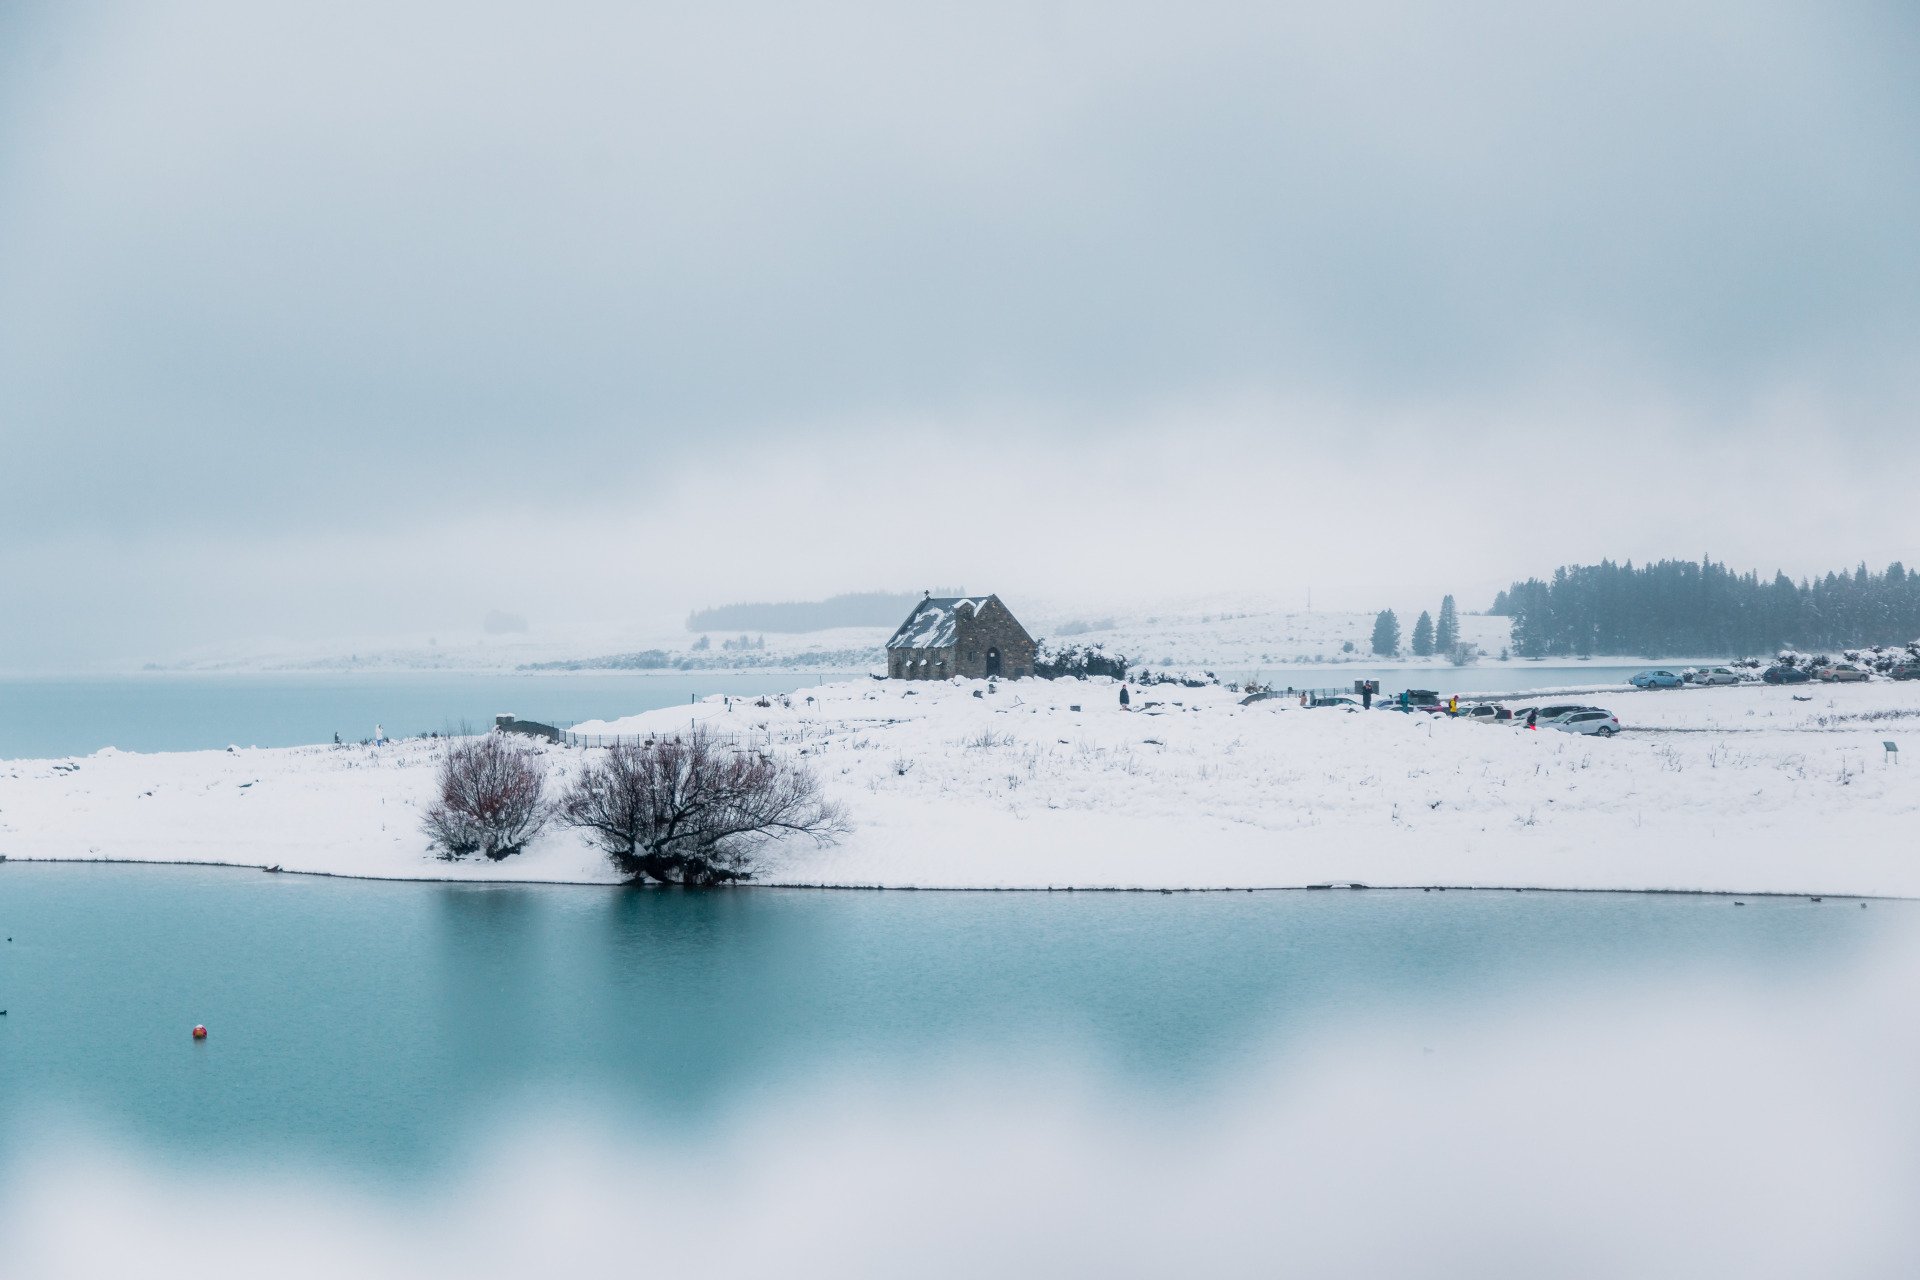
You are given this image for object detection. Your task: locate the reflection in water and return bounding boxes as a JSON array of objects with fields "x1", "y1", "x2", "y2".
[
  {"x1": 2, "y1": 866, "x2": 1916, "y2": 1275},
  {"x1": 8, "y1": 936, "x2": 1920, "y2": 1278}
]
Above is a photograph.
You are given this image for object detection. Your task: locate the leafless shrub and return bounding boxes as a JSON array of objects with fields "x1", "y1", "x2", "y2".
[
  {"x1": 559, "y1": 729, "x2": 848, "y2": 884},
  {"x1": 422, "y1": 734, "x2": 550, "y2": 860},
  {"x1": 962, "y1": 728, "x2": 1014, "y2": 750},
  {"x1": 1818, "y1": 708, "x2": 1920, "y2": 726}
]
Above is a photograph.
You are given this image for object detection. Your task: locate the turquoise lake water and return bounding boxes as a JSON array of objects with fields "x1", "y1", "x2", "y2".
[
  {"x1": 0, "y1": 864, "x2": 1894, "y2": 1185},
  {"x1": 0, "y1": 666, "x2": 1644, "y2": 760},
  {"x1": 0, "y1": 671, "x2": 856, "y2": 760}
]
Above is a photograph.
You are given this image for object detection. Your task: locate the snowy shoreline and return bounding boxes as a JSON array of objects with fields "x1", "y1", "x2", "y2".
[
  {"x1": 5, "y1": 677, "x2": 1918, "y2": 898},
  {"x1": 2, "y1": 856, "x2": 1905, "y2": 900}
]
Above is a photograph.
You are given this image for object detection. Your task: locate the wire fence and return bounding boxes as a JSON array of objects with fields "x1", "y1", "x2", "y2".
[
  {"x1": 492, "y1": 712, "x2": 912, "y2": 754},
  {"x1": 556, "y1": 728, "x2": 809, "y2": 752},
  {"x1": 1242, "y1": 686, "x2": 1398, "y2": 703}
]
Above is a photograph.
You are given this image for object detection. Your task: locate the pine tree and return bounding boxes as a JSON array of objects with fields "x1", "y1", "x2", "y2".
[
  {"x1": 1492, "y1": 557, "x2": 1920, "y2": 656},
  {"x1": 1371, "y1": 609, "x2": 1400, "y2": 657},
  {"x1": 1411, "y1": 611, "x2": 1434, "y2": 657},
  {"x1": 1434, "y1": 595, "x2": 1458, "y2": 653}
]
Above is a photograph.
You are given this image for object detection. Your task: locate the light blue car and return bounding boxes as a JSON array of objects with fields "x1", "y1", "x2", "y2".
[{"x1": 1630, "y1": 669, "x2": 1685, "y2": 689}]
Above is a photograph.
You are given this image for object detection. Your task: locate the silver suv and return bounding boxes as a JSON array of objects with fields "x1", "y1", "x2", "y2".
[{"x1": 1554, "y1": 710, "x2": 1621, "y2": 737}]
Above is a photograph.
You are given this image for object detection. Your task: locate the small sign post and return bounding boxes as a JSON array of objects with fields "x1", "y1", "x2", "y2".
[{"x1": 1886, "y1": 741, "x2": 1899, "y2": 765}]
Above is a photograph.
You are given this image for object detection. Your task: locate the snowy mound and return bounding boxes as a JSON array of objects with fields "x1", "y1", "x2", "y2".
[{"x1": 7, "y1": 675, "x2": 1913, "y2": 896}]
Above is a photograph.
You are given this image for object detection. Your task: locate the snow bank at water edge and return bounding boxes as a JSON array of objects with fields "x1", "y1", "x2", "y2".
[{"x1": 3, "y1": 679, "x2": 1918, "y2": 896}]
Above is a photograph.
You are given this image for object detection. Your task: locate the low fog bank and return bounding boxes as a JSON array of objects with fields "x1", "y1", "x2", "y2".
[
  {"x1": 5, "y1": 383, "x2": 1919, "y2": 674},
  {"x1": 7, "y1": 934, "x2": 1919, "y2": 1278}
]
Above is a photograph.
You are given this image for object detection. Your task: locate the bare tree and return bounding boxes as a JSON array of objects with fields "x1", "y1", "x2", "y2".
[
  {"x1": 559, "y1": 729, "x2": 847, "y2": 884},
  {"x1": 422, "y1": 734, "x2": 550, "y2": 860}
]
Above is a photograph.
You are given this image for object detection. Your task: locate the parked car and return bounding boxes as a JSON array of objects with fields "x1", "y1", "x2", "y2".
[
  {"x1": 1553, "y1": 710, "x2": 1621, "y2": 737},
  {"x1": 1308, "y1": 695, "x2": 1361, "y2": 708},
  {"x1": 1629, "y1": 670, "x2": 1685, "y2": 689},
  {"x1": 1456, "y1": 704, "x2": 1504, "y2": 723},
  {"x1": 1515, "y1": 703, "x2": 1600, "y2": 727},
  {"x1": 1686, "y1": 666, "x2": 1742, "y2": 686},
  {"x1": 1814, "y1": 666, "x2": 1871, "y2": 683},
  {"x1": 1762, "y1": 664, "x2": 1812, "y2": 684},
  {"x1": 1891, "y1": 663, "x2": 1920, "y2": 681}
]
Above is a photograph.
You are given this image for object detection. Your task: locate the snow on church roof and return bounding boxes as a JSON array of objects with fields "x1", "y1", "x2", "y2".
[{"x1": 886, "y1": 597, "x2": 992, "y2": 650}]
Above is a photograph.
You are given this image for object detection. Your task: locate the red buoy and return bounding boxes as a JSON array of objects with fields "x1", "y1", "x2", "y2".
[{"x1": 192, "y1": 1025, "x2": 208, "y2": 1040}]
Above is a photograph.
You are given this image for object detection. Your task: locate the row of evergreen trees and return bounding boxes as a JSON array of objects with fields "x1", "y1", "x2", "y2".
[
  {"x1": 1371, "y1": 595, "x2": 1462, "y2": 657},
  {"x1": 1489, "y1": 558, "x2": 1920, "y2": 657}
]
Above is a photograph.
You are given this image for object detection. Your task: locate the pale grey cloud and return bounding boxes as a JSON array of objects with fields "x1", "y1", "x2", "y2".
[{"x1": 2, "y1": 0, "x2": 1917, "y2": 665}]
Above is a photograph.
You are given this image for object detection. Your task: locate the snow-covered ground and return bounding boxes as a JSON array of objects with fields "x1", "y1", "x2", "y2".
[
  {"x1": 117, "y1": 593, "x2": 1532, "y2": 676},
  {"x1": 1021, "y1": 603, "x2": 1517, "y2": 672},
  {"x1": 5, "y1": 676, "x2": 1918, "y2": 897}
]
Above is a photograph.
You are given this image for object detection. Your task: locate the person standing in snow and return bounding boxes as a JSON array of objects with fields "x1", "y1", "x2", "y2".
[
  {"x1": 1119, "y1": 685, "x2": 1131, "y2": 710},
  {"x1": 1525, "y1": 708, "x2": 1538, "y2": 730},
  {"x1": 1362, "y1": 683, "x2": 1373, "y2": 710},
  {"x1": 374, "y1": 723, "x2": 386, "y2": 745},
  {"x1": 1449, "y1": 694, "x2": 1459, "y2": 716}
]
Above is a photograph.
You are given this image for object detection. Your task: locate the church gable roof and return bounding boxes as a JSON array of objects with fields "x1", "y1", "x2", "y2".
[{"x1": 886, "y1": 596, "x2": 995, "y2": 650}]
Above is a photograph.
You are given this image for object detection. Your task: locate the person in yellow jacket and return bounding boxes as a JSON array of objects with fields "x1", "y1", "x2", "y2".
[{"x1": 1448, "y1": 695, "x2": 1459, "y2": 715}]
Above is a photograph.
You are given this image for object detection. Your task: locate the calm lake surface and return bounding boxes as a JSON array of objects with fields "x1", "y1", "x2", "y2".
[
  {"x1": 0, "y1": 671, "x2": 857, "y2": 759},
  {"x1": 0, "y1": 864, "x2": 1896, "y2": 1185},
  {"x1": 1, "y1": 665, "x2": 1642, "y2": 760}
]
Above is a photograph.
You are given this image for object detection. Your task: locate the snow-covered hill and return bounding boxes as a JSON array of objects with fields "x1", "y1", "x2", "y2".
[
  {"x1": 131, "y1": 595, "x2": 1519, "y2": 677},
  {"x1": 1019, "y1": 603, "x2": 1514, "y2": 671},
  {"x1": 7, "y1": 676, "x2": 1918, "y2": 897}
]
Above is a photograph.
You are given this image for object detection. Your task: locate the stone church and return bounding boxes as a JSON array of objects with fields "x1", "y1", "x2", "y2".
[{"x1": 886, "y1": 594, "x2": 1037, "y2": 680}]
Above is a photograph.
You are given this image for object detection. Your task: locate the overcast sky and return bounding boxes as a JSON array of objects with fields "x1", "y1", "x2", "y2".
[{"x1": 3, "y1": 0, "x2": 1917, "y2": 668}]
